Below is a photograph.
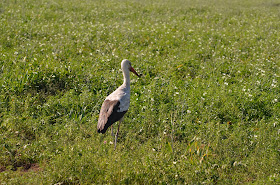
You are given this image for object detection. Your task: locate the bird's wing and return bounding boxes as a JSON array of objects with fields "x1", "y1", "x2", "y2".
[{"x1": 97, "y1": 100, "x2": 127, "y2": 134}]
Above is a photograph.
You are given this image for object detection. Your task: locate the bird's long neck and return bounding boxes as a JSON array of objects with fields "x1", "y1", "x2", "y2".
[{"x1": 122, "y1": 70, "x2": 130, "y2": 88}]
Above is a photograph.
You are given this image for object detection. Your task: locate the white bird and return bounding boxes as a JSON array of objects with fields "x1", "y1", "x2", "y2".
[{"x1": 97, "y1": 59, "x2": 140, "y2": 149}]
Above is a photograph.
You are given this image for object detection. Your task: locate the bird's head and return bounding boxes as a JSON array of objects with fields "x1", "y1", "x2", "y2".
[{"x1": 121, "y1": 59, "x2": 141, "y2": 77}]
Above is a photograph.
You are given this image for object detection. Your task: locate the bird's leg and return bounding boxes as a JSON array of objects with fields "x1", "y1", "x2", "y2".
[
  {"x1": 111, "y1": 125, "x2": 114, "y2": 137},
  {"x1": 114, "y1": 118, "x2": 122, "y2": 150}
]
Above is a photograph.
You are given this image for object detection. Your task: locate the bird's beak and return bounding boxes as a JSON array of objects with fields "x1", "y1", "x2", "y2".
[{"x1": 129, "y1": 67, "x2": 141, "y2": 77}]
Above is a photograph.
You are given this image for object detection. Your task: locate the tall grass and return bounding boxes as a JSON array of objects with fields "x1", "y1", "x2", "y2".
[{"x1": 0, "y1": 0, "x2": 279, "y2": 184}]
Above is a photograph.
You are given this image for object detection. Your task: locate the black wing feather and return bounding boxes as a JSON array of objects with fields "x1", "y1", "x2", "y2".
[{"x1": 97, "y1": 100, "x2": 127, "y2": 134}]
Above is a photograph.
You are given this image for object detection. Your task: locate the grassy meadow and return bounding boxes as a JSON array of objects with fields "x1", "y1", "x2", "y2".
[{"x1": 0, "y1": 0, "x2": 280, "y2": 184}]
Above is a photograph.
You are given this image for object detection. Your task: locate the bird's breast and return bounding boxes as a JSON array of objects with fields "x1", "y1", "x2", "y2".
[{"x1": 118, "y1": 94, "x2": 130, "y2": 112}]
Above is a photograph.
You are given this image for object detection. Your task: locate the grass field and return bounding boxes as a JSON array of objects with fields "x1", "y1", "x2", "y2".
[{"x1": 0, "y1": 0, "x2": 279, "y2": 184}]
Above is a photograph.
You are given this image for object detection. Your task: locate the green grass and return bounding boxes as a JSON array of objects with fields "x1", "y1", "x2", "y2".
[{"x1": 0, "y1": 0, "x2": 280, "y2": 184}]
